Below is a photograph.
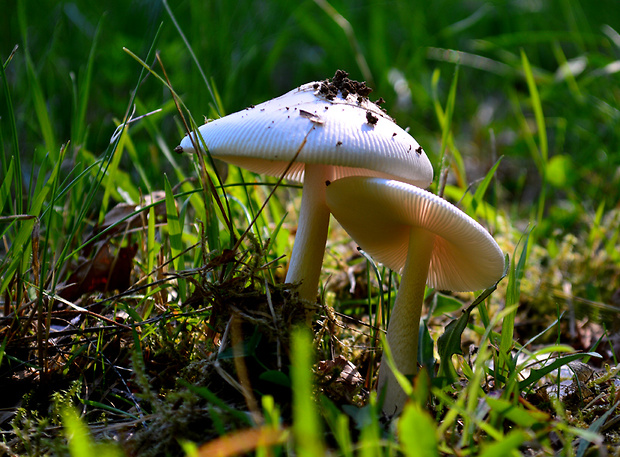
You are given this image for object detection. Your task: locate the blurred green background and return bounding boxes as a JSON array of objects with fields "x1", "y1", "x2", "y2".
[{"x1": 2, "y1": 0, "x2": 620, "y2": 226}]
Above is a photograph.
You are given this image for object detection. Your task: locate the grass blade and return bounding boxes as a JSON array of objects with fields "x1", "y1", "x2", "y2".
[
  {"x1": 520, "y1": 49, "x2": 548, "y2": 225},
  {"x1": 62, "y1": 408, "x2": 123, "y2": 457},
  {"x1": 164, "y1": 175, "x2": 185, "y2": 278},
  {"x1": 521, "y1": 50, "x2": 548, "y2": 164},
  {"x1": 1, "y1": 45, "x2": 22, "y2": 215},
  {"x1": 478, "y1": 430, "x2": 527, "y2": 457},
  {"x1": 291, "y1": 327, "x2": 324, "y2": 457},
  {"x1": 72, "y1": 17, "x2": 103, "y2": 148},
  {"x1": 0, "y1": 156, "x2": 14, "y2": 214},
  {"x1": 517, "y1": 352, "x2": 601, "y2": 391},
  {"x1": 575, "y1": 400, "x2": 619, "y2": 457},
  {"x1": 472, "y1": 156, "x2": 503, "y2": 216},
  {"x1": 319, "y1": 396, "x2": 353, "y2": 457},
  {"x1": 432, "y1": 65, "x2": 465, "y2": 191},
  {"x1": 18, "y1": 2, "x2": 58, "y2": 161},
  {"x1": 399, "y1": 402, "x2": 439, "y2": 457}
]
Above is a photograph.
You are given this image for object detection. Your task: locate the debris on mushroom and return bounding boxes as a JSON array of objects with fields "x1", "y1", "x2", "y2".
[
  {"x1": 366, "y1": 111, "x2": 379, "y2": 126},
  {"x1": 299, "y1": 109, "x2": 324, "y2": 125}
]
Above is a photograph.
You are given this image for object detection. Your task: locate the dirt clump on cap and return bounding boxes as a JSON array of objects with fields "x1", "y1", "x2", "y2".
[{"x1": 314, "y1": 69, "x2": 373, "y2": 102}]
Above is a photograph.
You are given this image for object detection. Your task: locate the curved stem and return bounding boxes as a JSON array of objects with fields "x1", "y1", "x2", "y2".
[
  {"x1": 285, "y1": 164, "x2": 333, "y2": 305},
  {"x1": 377, "y1": 226, "x2": 435, "y2": 415}
]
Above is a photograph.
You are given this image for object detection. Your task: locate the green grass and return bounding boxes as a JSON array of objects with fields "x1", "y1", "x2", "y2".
[{"x1": 2, "y1": 0, "x2": 620, "y2": 455}]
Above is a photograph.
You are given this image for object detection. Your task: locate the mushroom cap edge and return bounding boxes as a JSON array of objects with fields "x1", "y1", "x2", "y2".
[{"x1": 325, "y1": 176, "x2": 506, "y2": 292}]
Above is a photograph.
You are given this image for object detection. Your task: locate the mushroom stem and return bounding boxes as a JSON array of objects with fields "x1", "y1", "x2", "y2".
[
  {"x1": 285, "y1": 163, "x2": 333, "y2": 307},
  {"x1": 377, "y1": 225, "x2": 435, "y2": 415}
]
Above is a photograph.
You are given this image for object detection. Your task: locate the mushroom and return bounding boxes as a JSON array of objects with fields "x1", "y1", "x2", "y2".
[
  {"x1": 176, "y1": 71, "x2": 433, "y2": 306},
  {"x1": 325, "y1": 176, "x2": 505, "y2": 415}
]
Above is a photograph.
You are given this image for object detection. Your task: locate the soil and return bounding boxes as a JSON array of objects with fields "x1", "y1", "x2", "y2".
[
  {"x1": 315, "y1": 70, "x2": 373, "y2": 102},
  {"x1": 365, "y1": 111, "x2": 378, "y2": 126}
]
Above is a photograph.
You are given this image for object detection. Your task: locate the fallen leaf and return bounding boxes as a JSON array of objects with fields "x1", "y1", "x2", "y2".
[{"x1": 196, "y1": 426, "x2": 288, "y2": 457}]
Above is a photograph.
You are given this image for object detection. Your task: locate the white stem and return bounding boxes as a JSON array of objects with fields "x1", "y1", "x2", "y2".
[
  {"x1": 285, "y1": 164, "x2": 333, "y2": 304},
  {"x1": 377, "y1": 226, "x2": 435, "y2": 416}
]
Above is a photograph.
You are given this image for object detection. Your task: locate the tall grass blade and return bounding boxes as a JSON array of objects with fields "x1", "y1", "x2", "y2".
[
  {"x1": 162, "y1": 0, "x2": 220, "y2": 116},
  {"x1": 164, "y1": 175, "x2": 186, "y2": 301},
  {"x1": 147, "y1": 205, "x2": 157, "y2": 276},
  {"x1": 432, "y1": 66, "x2": 466, "y2": 190},
  {"x1": 72, "y1": 18, "x2": 103, "y2": 149},
  {"x1": 99, "y1": 127, "x2": 148, "y2": 209},
  {"x1": 291, "y1": 327, "x2": 324, "y2": 457},
  {"x1": 472, "y1": 156, "x2": 503, "y2": 216},
  {"x1": 521, "y1": 50, "x2": 548, "y2": 226},
  {"x1": 18, "y1": 2, "x2": 58, "y2": 161},
  {"x1": 521, "y1": 50, "x2": 548, "y2": 163},
  {"x1": 356, "y1": 248, "x2": 385, "y2": 326},
  {"x1": 496, "y1": 232, "x2": 530, "y2": 384},
  {"x1": 0, "y1": 157, "x2": 14, "y2": 214},
  {"x1": 379, "y1": 332, "x2": 413, "y2": 398},
  {"x1": 1, "y1": 45, "x2": 22, "y2": 215}
]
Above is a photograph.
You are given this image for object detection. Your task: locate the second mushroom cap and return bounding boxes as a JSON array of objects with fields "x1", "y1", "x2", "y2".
[{"x1": 325, "y1": 177, "x2": 505, "y2": 292}]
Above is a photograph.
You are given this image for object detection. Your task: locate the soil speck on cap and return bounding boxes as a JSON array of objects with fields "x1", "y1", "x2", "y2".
[
  {"x1": 366, "y1": 111, "x2": 378, "y2": 126},
  {"x1": 376, "y1": 97, "x2": 385, "y2": 105},
  {"x1": 317, "y1": 69, "x2": 373, "y2": 102},
  {"x1": 336, "y1": 141, "x2": 342, "y2": 146},
  {"x1": 416, "y1": 146, "x2": 423, "y2": 155}
]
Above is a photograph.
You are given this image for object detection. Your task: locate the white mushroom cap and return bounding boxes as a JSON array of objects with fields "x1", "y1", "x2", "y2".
[
  {"x1": 325, "y1": 177, "x2": 505, "y2": 292},
  {"x1": 177, "y1": 80, "x2": 433, "y2": 187}
]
